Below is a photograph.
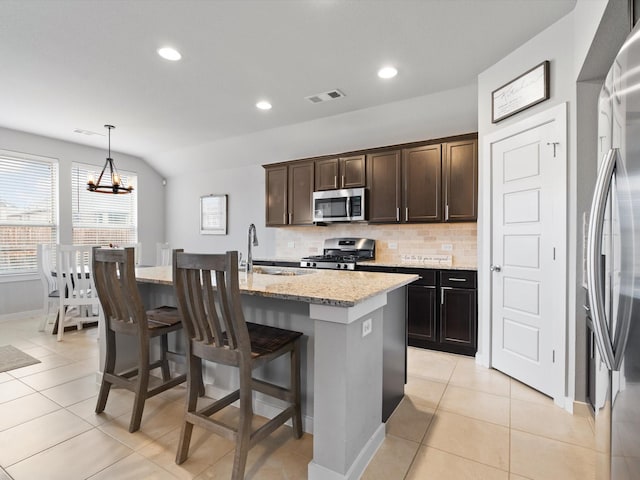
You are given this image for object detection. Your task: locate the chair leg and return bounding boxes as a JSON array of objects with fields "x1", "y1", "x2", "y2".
[
  {"x1": 176, "y1": 350, "x2": 202, "y2": 465},
  {"x1": 129, "y1": 341, "x2": 151, "y2": 433},
  {"x1": 96, "y1": 329, "x2": 116, "y2": 414},
  {"x1": 57, "y1": 303, "x2": 65, "y2": 341},
  {"x1": 291, "y1": 340, "x2": 303, "y2": 438},
  {"x1": 160, "y1": 334, "x2": 171, "y2": 381},
  {"x1": 232, "y1": 360, "x2": 253, "y2": 480}
]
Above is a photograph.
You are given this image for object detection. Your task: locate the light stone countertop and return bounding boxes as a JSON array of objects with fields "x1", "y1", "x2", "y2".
[
  {"x1": 135, "y1": 265, "x2": 418, "y2": 307},
  {"x1": 254, "y1": 257, "x2": 477, "y2": 271},
  {"x1": 357, "y1": 260, "x2": 477, "y2": 271}
]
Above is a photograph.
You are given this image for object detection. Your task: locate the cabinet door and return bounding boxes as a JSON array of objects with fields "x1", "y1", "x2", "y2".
[
  {"x1": 443, "y1": 139, "x2": 478, "y2": 221},
  {"x1": 367, "y1": 150, "x2": 401, "y2": 223},
  {"x1": 315, "y1": 158, "x2": 339, "y2": 191},
  {"x1": 288, "y1": 161, "x2": 314, "y2": 225},
  {"x1": 407, "y1": 284, "x2": 437, "y2": 348},
  {"x1": 340, "y1": 155, "x2": 366, "y2": 189},
  {"x1": 440, "y1": 287, "x2": 477, "y2": 355},
  {"x1": 402, "y1": 144, "x2": 442, "y2": 222},
  {"x1": 265, "y1": 165, "x2": 288, "y2": 226}
]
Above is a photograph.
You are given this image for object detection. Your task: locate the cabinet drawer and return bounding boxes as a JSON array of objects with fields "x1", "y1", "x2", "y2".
[{"x1": 439, "y1": 270, "x2": 476, "y2": 288}]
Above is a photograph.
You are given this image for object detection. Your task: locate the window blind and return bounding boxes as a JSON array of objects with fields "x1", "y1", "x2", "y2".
[
  {"x1": 0, "y1": 153, "x2": 58, "y2": 275},
  {"x1": 72, "y1": 162, "x2": 138, "y2": 246}
]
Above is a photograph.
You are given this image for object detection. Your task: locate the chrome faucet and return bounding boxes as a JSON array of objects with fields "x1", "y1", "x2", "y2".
[{"x1": 247, "y1": 223, "x2": 259, "y2": 274}]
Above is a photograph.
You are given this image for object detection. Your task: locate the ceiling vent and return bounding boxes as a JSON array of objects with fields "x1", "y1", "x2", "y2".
[
  {"x1": 73, "y1": 128, "x2": 104, "y2": 136},
  {"x1": 305, "y1": 89, "x2": 345, "y2": 104}
]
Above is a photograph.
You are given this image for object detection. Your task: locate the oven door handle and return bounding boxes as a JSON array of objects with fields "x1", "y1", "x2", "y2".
[{"x1": 346, "y1": 196, "x2": 351, "y2": 219}]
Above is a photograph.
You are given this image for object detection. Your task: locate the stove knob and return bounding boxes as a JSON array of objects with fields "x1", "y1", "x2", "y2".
[
  {"x1": 312, "y1": 262, "x2": 316, "y2": 268},
  {"x1": 342, "y1": 264, "x2": 348, "y2": 269}
]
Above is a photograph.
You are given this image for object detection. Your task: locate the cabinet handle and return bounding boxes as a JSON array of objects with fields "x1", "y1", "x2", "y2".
[
  {"x1": 283, "y1": 213, "x2": 287, "y2": 224},
  {"x1": 396, "y1": 208, "x2": 400, "y2": 222},
  {"x1": 341, "y1": 175, "x2": 345, "y2": 188},
  {"x1": 334, "y1": 176, "x2": 337, "y2": 189},
  {"x1": 441, "y1": 286, "x2": 452, "y2": 305},
  {"x1": 445, "y1": 204, "x2": 449, "y2": 221},
  {"x1": 405, "y1": 207, "x2": 408, "y2": 222},
  {"x1": 288, "y1": 213, "x2": 292, "y2": 224},
  {"x1": 448, "y1": 278, "x2": 466, "y2": 282}
]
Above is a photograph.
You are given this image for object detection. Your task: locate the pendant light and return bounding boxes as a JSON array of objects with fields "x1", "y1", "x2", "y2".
[{"x1": 86, "y1": 125, "x2": 134, "y2": 194}]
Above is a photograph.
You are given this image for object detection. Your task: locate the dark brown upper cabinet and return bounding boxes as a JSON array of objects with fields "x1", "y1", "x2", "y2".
[
  {"x1": 402, "y1": 144, "x2": 442, "y2": 222},
  {"x1": 443, "y1": 139, "x2": 478, "y2": 222},
  {"x1": 265, "y1": 165, "x2": 288, "y2": 226},
  {"x1": 264, "y1": 161, "x2": 314, "y2": 226},
  {"x1": 315, "y1": 155, "x2": 366, "y2": 191},
  {"x1": 366, "y1": 150, "x2": 402, "y2": 223}
]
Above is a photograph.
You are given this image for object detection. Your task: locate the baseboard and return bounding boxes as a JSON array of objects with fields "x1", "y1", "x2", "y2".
[
  {"x1": 0, "y1": 309, "x2": 41, "y2": 323},
  {"x1": 307, "y1": 423, "x2": 385, "y2": 480}
]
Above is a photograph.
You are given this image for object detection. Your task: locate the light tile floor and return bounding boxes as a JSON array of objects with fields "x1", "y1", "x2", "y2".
[{"x1": 0, "y1": 314, "x2": 597, "y2": 479}]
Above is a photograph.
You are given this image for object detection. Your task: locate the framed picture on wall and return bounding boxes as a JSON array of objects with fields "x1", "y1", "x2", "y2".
[
  {"x1": 492, "y1": 61, "x2": 550, "y2": 123},
  {"x1": 200, "y1": 194, "x2": 227, "y2": 235}
]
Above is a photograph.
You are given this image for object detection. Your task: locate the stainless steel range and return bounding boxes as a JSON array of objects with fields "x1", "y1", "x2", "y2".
[{"x1": 300, "y1": 237, "x2": 375, "y2": 270}]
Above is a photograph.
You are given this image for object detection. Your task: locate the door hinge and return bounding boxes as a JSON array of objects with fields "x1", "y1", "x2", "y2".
[{"x1": 552, "y1": 350, "x2": 555, "y2": 363}]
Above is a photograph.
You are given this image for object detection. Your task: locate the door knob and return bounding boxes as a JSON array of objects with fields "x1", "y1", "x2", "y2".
[{"x1": 490, "y1": 264, "x2": 502, "y2": 272}]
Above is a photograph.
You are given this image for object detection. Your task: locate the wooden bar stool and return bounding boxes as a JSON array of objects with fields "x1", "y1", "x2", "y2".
[
  {"x1": 173, "y1": 250, "x2": 303, "y2": 479},
  {"x1": 92, "y1": 246, "x2": 187, "y2": 432}
]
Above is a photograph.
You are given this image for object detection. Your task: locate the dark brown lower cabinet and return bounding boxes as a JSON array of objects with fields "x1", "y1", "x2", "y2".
[
  {"x1": 440, "y1": 285, "x2": 477, "y2": 356},
  {"x1": 408, "y1": 269, "x2": 477, "y2": 356},
  {"x1": 358, "y1": 265, "x2": 477, "y2": 356}
]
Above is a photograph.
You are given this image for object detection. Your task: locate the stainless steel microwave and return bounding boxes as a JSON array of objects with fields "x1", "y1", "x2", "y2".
[{"x1": 312, "y1": 187, "x2": 366, "y2": 223}]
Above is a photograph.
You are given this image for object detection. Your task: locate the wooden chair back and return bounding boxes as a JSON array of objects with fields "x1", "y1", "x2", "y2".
[
  {"x1": 92, "y1": 246, "x2": 146, "y2": 337},
  {"x1": 173, "y1": 250, "x2": 251, "y2": 364}
]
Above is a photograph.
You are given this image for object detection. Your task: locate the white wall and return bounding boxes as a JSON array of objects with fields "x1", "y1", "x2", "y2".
[
  {"x1": 160, "y1": 84, "x2": 479, "y2": 257},
  {"x1": 477, "y1": 0, "x2": 619, "y2": 403},
  {"x1": 0, "y1": 126, "x2": 165, "y2": 316}
]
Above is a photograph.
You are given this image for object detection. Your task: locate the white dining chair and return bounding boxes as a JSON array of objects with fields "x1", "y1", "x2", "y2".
[
  {"x1": 156, "y1": 242, "x2": 171, "y2": 266},
  {"x1": 56, "y1": 244, "x2": 101, "y2": 341},
  {"x1": 37, "y1": 244, "x2": 59, "y2": 332}
]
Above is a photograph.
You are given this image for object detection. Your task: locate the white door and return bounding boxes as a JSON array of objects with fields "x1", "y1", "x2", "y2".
[{"x1": 490, "y1": 117, "x2": 565, "y2": 398}]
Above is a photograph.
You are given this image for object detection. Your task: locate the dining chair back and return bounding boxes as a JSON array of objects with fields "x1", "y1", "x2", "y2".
[
  {"x1": 56, "y1": 244, "x2": 100, "y2": 341},
  {"x1": 172, "y1": 249, "x2": 303, "y2": 478},
  {"x1": 37, "y1": 243, "x2": 58, "y2": 332},
  {"x1": 121, "y1": 242, "x2": 142, "y2": 265},
  {"x1": 92, "y1": 246, "x2": 187, "y2": 432}
]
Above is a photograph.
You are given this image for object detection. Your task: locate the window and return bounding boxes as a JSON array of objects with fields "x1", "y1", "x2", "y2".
[
  {"x1": 72, "y1": 163, "x2": 137, "y2": 246},
  {"x1": 0, "y1": 151, "x2": 58, "y2": 275}
]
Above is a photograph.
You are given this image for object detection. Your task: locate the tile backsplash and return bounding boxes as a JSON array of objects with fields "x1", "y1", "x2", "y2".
[{"x1": 274, "y1": 222, "x2": 477, "y2": 268}]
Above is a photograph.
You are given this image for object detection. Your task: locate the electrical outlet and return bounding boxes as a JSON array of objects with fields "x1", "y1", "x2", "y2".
[
  {"x1": 362, "y1": 318, "x2": 372, "y2": 337},
  {"x1": 441, "y1": 244, "x2": 453, "y2": 251},
  {"x1": 287, "y1": 241, "x2": 295, "y2": 249},
  {"x1": 388, "y1": 241, "x2": 398, "y2": 250}
]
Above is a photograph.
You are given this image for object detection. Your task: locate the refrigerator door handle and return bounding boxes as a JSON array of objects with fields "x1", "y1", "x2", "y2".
[
  {"x1": 586, "y1": 147, "x2": 618, "y2": 370},
  {"x1": 610, "y1": 153, "x2": 635, "y2": 371}
]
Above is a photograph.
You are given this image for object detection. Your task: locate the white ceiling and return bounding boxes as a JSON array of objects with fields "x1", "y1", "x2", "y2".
[{"x1": 0, "y1": 0, "x2": 576, "y2": 173}]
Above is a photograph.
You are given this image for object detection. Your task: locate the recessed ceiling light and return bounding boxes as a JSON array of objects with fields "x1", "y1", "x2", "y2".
[
  {"x1": 378, "y1": 66, "x2": 398, "y2": 79},
  {"x1": 256, "y1": 101, "x2": 272, "y2": 110},
  {"x1": 157, "y1": 47, "x2": 182, "y2": 61}
]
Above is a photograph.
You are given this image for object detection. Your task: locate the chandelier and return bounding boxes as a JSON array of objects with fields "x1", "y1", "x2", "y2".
[{"x1": 86, "y1": 125, "x2": 134, "y2": 194}]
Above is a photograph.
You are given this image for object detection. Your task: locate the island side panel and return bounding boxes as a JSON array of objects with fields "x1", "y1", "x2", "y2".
[
  {"x1": 309, "y1": 303, "x2": 385, "y2": 479},
  {"x1": 240, "y1": 295, "x2": 315, "y2": 431},
  {"x1": 382, "y1": 286, "x2": 407, "y2": 421}
]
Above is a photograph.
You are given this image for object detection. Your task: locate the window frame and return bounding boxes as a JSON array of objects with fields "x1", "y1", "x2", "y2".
[{"x1": 0, "y1": 150, "x2": 59, "y2": 280}]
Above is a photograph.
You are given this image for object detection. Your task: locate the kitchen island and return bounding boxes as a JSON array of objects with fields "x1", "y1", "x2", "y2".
[{"x1": 128, "y1": 265, "x2": 417, "y2": 480}]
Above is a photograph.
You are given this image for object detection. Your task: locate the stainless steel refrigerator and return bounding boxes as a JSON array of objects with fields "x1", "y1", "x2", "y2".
[{"x1": 587, "y1": 18, "x2": 640, "y2": 480}]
